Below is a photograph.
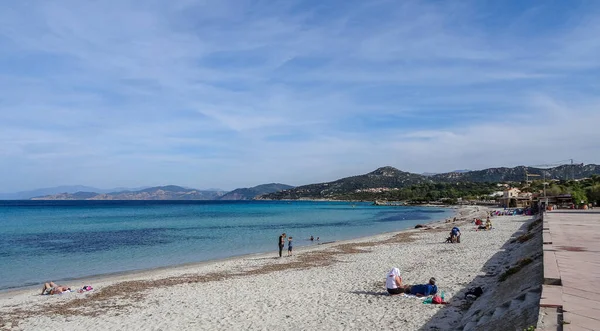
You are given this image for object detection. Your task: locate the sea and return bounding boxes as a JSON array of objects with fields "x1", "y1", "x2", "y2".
[{"x1": 0, "y1": 200, "x2": 453, "y2": 291}]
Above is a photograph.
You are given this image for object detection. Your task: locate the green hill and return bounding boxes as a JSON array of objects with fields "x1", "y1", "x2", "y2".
[
  {"x1": 261, "y1": 164, "x2": 600, "y2": 200},
  {"x1": 260, "y1": 166, "x2": 432, "y2": 200},
  {"x1": 219, "y1": 183, "x2": 294, "y2": 200}
]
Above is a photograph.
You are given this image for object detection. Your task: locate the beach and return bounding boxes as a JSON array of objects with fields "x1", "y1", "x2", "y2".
[{"x1": 0, "y1": 206, "x2": 537, "y2": 330}]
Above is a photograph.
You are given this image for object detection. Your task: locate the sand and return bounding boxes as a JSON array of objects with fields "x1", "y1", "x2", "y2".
[{"x1": 0, "y1": 206, "x2": 534, "y2": 331}]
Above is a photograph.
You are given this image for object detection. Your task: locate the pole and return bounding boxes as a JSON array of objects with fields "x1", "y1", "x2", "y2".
[
  {"x1": 543, "y1": 171, "x2": 547, "y2": 211},
  {"x1": 543, "y1": 172, "x2": 546, "y2": 197}
]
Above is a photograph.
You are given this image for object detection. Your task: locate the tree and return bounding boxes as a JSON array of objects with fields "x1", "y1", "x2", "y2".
[
  {"x1": 571, "y1": 190, "x2": 588, "y2": 205},
  {"x1": 547, "y1": 185, "x2": 562, "y2": 196},
  {"x1": 586, "y1": 184, "x2": 600, "y2": 205}
]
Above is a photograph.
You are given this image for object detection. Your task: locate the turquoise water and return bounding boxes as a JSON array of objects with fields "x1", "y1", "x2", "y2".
[{"x1": 0, "y1": 200, "x2": 452, "y2": 290}]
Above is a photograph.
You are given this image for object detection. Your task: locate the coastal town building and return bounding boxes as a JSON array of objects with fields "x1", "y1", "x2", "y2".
[
  {"x1": 498, "y1": 188, "x2": 533, "y2": 208},
  {"x1": 533, "y1": 193, "x2": 574, "y2": 209}
]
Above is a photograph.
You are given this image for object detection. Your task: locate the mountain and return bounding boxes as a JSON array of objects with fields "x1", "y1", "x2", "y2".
[
  {"x1": 431, "y1": 164, "x2": 600, "y2": 183},
  {"x1": 219, "y1": 183, "x2": 294, "y2": 200},
  {"x1": 32, "y1": 186, "x2": 226, "y2": 200},
  {"x1": 260, "y1": 166, "x2": 432, "y2": 200},
  {"x1": 422, "y1": 169, "x2": 469, "y2": 176},
  {"x1": 260, "y1": 164, "x2": 600, "y2": 200},
  {"x1": 0, "y1": 185, "x2": 103, "y2": 200},
  {"x1": 421, "y1": 172, "x2": 438, "y2": 177},
  {"x1": 0, "y1": 186, "x2": 150, "y2": 200}
]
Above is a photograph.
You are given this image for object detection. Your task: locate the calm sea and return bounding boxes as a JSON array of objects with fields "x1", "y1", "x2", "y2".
[{"x1": 0, "y1": 200, "x2": 452, "y2": 290}]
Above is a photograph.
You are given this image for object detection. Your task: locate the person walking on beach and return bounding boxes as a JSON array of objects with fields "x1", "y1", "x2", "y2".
[
  {"x1": 287, "y1": 237, "x2": 293, "y2": 256},
  {"x1": 278, "y1": 233, "x2": 286, "y2": 257}
]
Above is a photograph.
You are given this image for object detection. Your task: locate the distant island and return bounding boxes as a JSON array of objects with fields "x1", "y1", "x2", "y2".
[{"x1": 31, "y1": 184, "x2": 293, "y2": 201}]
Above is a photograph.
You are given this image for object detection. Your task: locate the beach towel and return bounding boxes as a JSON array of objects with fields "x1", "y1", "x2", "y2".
[
  {"x1": 77, "y1": 285, "x2": 94, "y2": 293},
  {"x1": 400, "y1": 294, "x2": 426, "y2": 300}
]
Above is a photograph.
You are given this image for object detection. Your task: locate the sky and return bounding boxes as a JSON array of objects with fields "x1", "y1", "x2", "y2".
[{"x1": 1, "y1": 0, "x2": 600, "y2": 192}]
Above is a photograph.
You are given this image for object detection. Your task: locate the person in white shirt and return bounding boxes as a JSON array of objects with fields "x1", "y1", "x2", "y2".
[{"x1": 386, "y1": 267, "x2": 404, "y2": 295}]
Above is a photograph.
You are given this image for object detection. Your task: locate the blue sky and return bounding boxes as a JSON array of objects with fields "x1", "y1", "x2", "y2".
[{"x1": 1, "y1": 0, "x2": 599, "y2": 192}]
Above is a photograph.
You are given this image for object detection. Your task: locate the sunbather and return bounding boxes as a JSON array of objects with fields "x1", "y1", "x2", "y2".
[
  {"x1": 485, "y1": 218, "x2": 492, "y2": 230},
  {"x1": 41, "y1": 282, "x2": 70, "y2": 295},
  {"x1": 405, "y1": 277, "x2": 438, "y2": 297}
]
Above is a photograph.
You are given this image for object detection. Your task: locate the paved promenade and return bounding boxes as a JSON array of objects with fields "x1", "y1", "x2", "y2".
[{"x1": 540, "y1": 209, "x2": 600, "y2": 331}]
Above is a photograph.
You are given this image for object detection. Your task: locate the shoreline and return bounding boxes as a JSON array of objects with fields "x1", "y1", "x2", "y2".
[
  {"x1": 0, "y1": 204, "x2": 464, "y2": 296},
  {"x1": 0, "y1": 206, "x2": 500, "y2": 330},
  {"x1": 0, "y1": 206, "x2": 506, "y2": 330}
]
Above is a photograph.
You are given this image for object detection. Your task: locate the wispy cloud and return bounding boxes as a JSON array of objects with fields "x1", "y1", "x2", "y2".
[{"x1": 1, "y1": 0, "x2": 599, "y2": 191}]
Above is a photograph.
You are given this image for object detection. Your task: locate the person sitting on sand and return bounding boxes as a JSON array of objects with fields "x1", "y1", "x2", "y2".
[
  {"x1": 385, "y1": 268, "x2": 404, "y2": 295},
  {"x1": 405, "y1": 277, "x2": 438, "y2": 297},
  {"x1": 41, "y1": 282, "x2": 71, "y2": 295},
  {"x1": 449, "y1": 226, "x2": 461, "y2": 243},
  {"x1": 485, "y1": 217, "x2": 492, "y2": 230}
]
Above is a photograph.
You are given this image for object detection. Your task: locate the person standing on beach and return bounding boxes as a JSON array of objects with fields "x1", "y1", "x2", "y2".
[
  {"x1": 278, "y1": 233, "x2": 286, "y2": 257},
  {"x1": 287, "y1": 236, "x2": 293, "y2": 256}
]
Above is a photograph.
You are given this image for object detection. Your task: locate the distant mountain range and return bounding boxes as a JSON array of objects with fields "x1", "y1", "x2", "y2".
[
  {"x1": 30, "y1": 185, "x2": 225, "y2": 200},
  {"x1": 260, "y1": 164, "x2": 600, "y2": 200},
  {"x1": 6, "y1": 163, "x2": 600, "y2": 201},
  {"x1": 27, "y1": 183, "x2": 294, "y2": 201},
  {"x1": 429, "y1": 164, "x2": 600, "y2": 183},
  {"x1": 0, "y1": 185, "x2": 153, "y2": 200},
  {"x1": 422, "y1": 169, "x2": 471, "y2": 176}
]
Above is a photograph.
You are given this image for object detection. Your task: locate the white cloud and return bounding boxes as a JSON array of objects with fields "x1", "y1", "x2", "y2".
[{"x1": 0, "y1": 0, "x2": 599, "y2": 191}]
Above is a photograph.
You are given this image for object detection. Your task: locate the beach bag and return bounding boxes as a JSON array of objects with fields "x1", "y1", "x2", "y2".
[{"x1": 424, "y1": 292, "x2": 446, "y2": 305}]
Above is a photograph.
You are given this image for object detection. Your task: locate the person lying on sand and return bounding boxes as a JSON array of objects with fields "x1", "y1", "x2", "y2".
[
  {"x1": 404, "y1": 277, "x2": 438, "y2": 297},
  {"x1": 41, "y1": 282, "x2": 71, "y2": 295},
  {"x1": 385, "y1": 268, "x2": 404, "y2": 295}
]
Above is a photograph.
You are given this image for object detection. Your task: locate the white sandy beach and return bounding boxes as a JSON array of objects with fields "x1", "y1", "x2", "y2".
[{"x1": 0, "y1": 206, "x2": 536, "y2": 331}]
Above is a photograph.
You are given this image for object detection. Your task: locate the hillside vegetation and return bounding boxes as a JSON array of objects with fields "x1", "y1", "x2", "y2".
[
  {"x1": 261, "y1": 164, "x2": 600, "y2": 203},
  {"x1": 219, "y1": 183, "x2": 294, "y2": 200}
]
